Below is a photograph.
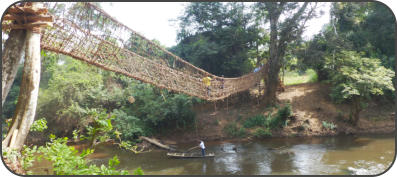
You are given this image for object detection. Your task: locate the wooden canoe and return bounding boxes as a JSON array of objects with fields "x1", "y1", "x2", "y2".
[{"x1": 166, "y1": 152, "x2": 215, "y2": 158}]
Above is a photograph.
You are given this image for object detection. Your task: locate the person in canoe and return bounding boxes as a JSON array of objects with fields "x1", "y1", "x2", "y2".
[
  {"x1": 199, "y1": 140, "x2": 206, "y2": 157},
  {"x1": 186, "y1": 140, "x2": 206, "y2": 156}
]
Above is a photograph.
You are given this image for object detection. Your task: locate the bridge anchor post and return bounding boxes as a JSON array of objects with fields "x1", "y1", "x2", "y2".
[{"x1": 2, "y1": 2, "x2": 53, "y2": 152}]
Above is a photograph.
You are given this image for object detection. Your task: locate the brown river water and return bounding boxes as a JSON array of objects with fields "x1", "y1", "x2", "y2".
[{"x1": 31, "y1": 134, "x2": 395, "y2": 175}]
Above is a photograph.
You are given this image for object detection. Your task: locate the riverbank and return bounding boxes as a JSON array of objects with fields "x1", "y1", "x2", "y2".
[{"x1": 157, "y1": 83, "x2": 395, "y2": 144}]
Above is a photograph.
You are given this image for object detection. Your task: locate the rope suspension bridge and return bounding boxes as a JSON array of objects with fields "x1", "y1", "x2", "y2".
[{"x1": 2, "y1": 2, "x2": 268, "y2": 101}]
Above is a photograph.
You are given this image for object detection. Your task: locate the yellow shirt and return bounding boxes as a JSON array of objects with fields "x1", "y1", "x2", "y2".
[{"x1": 202, "y1": 77, "x2": 212, "y2": 86}]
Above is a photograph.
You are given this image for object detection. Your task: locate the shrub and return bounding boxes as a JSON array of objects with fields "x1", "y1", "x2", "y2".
[
  {"x1": 112, "y1": 109, "x2": 144, "y2": 142},
  {"x1": 79, "y1": 109, "x2": 115, "y2": 148},
  {"x1": 253, "y1": 128, "x2": 272, "y2": 138},
  {"x1": 275, "y1": 104, "x2": 292, "y2": 122},
  {"x1": 38, "y1": 136, "x2": 130, "y2": 175},
  {"x1": 243, "y1": 114, "x2": 266, "y2": 128},
  {"x1": 224, "y1": 122, "x2": 246, "y2": 137},
  {"x1": 30, "y1": 118, "x2": 48, "y2": 132},
  {"x1": 263, "y1": 104, "x2": 292, "y2": 129},
  {"x1": 322, "y1": 121, "x2": 337, "y2": 130}
]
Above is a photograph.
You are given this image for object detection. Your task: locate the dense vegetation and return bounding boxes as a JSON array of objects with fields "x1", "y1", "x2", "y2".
[
  {"x1": 296, "y1": 2, "x2": 395, "y2": 123},
  {"x1": 170, "y1": 2, "x2": 265, "y2": 77}
]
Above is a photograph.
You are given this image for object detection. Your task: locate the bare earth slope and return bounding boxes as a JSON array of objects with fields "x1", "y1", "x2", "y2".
[{"x1": 158, "y1": 83, "x2": 395, "y2": 144}]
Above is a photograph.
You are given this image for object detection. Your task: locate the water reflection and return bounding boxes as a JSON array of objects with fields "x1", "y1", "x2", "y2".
[
  {"x1": 214, "y1": 143, "x2": 241, "y2": 174},
  {"x1": 290, "y1": 144, "x2": 333, "y2": 174},
  {"x1": 30, "y1": 134, "x2": 395, "y2": 175}
]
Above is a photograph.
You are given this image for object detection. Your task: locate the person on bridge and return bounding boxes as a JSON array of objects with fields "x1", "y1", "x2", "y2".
[{"x1": 202, "y1": 76, "x2": 212, "y2": 97}]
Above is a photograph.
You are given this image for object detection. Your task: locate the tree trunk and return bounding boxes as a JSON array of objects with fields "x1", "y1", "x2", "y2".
[
  {"x1": 2, "y1": 29, "x2": 41, "y2": 151},
  {"x1": 263, "y1": 13, "x2": 281, "y2": 105},
  {"x1": 2, "y1": 29, "x2": 27, "y2": 106},
  {"x1": 261, "y1": 2, "x2": 312, "y2": 105}
]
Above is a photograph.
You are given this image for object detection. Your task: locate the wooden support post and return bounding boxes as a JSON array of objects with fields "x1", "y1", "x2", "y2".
[
  {"x1": 2, "y1": 2, "x2": 50, "y2": 151},
  {"x1": 7, "y1": 29, "x2": 41, "y2": 151}
]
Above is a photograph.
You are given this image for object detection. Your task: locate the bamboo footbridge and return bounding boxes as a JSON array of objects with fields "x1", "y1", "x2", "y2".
[{"x1": 2, "y1": 2, "x2": 267, "y2": 101}]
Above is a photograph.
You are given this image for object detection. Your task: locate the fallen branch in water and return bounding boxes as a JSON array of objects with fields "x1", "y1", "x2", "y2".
[{"x1": 140, "y1": 136, "x2": 176, "y2": 151}]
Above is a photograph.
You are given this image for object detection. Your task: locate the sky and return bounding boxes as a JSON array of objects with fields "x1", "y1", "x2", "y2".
[
  {"x1": 101, "y1": 2, "x2": 331, "y2": 48},
  {"x1": 101, "y1": 2, "x2": 188, "y2": 48}
]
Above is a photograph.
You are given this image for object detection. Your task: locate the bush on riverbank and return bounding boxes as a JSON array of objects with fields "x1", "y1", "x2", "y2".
[
  {"x1": 243, "y1": 114, "x2": 266, "y2": 128},
  {"x1": 224, "y1": 122, "x2": 247, "y2": 138},
  {"x1": 253, "y1": 128, "x2": 272, "y2": 138}
]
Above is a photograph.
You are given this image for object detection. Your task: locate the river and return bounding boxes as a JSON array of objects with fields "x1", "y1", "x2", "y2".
[{"x1": 31, "y1": 134, "x2": 395, "y2": 175}]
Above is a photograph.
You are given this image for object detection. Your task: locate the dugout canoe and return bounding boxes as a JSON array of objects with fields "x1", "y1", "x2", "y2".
[{"x1": 166, "y1": 152, "x2": 215, "y2": 158}]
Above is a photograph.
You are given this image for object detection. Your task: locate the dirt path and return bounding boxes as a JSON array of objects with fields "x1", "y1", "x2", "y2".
[{"x1": 158, "y1": 83, "x2": 395, "y2": 144}]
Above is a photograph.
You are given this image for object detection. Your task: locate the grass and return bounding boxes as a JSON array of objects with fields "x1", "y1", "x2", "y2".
[{"x1": 283, "y1": 69, "x2": 318, "y2": 86}]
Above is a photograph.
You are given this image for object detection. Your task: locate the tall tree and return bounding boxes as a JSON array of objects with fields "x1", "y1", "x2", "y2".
[
  {"x1": 331, "y1": 2, "x2": 395, "y2": 69},
  {"x1": 327, "y1": 51, "x2": 394, "y2": 125},
  {"x1": 171, "y1": 2, "x2": 263, "y2": 77},
  {"x1": 255, "y1": 2, "x2": 318, "y2": 104}
]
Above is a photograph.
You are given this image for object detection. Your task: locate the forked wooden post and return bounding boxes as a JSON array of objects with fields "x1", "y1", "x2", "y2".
[{"x1": 2, "y1": 2, "x2": 52, "y2": 151}]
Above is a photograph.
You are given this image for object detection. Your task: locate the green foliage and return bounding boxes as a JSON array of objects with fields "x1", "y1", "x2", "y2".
[
  {"x1": 327, "y1": 51, "x2": 395, "y2": 103},
  {"x1": 172, "y1": 2, "x2": 264, "y2": 77},
  {"x1": 38, "y1": 136, "x2": 129, "y2": 175},
  {"x1": 275, "y1": 104, "x2": 292, "y2": 122},
  {"x1": 331, "y1": 2, "x2": 395, "y2": 69},
  {"x1": 133, "y1": 167, "x2": 144, "y2": 175},
  {"x1": 30, "y1": 118, "x2": 48, "y2": 132},
  {"x1": 28, "y1": 52, "x2": 197, "y2": 143},
  {"x1": 253, "y1": 128, "x2": 272, "y2": 138},
  {"x1": 20, "y1": 145, "x2": 39, "y2": 174},
  {"x1": 223, "y1": 122, "x2": 246, "y2": 138},
  {"x1": 297, "y1": 2, "x2": 395, "y2": 84},
  {"x1": 263, "y1": 113, "x2": 281, "y2": 129},
  {"x1": 263, "y1": 104, "x2": 292, "y2": 129},
  {"x1": 283, "y1": 69, "x2": 318, "y2": 86},
  {"x1": 128, "y1": 84, "x2": 196, "y2": 133},
  {"x1": 80, "y1": 109, "x2": 115, "y2": 147},
  {"x1": 2, "y1": 146, "x2": 39, "y2": 175},
  {"x1": 322, "y1": 121, "x2": 337, "y2": 130},
  {"x1": 37, "y1": 55, "x2": 105, "y2": 135},
  {"x1": 325, "y1": 51, "x2": 394, "y2": 124},
  {"x1": 243, "y1": 114, "x2": 266, "y2": 128},
  {"x1": 112, "y1": 109, "x2": 144, "y2": 141}
]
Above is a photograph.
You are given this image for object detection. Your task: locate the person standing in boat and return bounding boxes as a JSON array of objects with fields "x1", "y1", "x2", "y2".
[{"x1": 199, "y1": 140, "x2": 206, "y2": 157}]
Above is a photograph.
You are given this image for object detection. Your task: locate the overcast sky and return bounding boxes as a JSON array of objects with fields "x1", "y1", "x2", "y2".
[{"x1": 101, "y1": 2, "x2": 331, "y2": 47}]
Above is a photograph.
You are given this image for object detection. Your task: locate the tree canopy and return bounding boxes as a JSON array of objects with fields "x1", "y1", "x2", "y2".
[{"x1": 170, "y1": 2, "x2": 264, "y2": 77}]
